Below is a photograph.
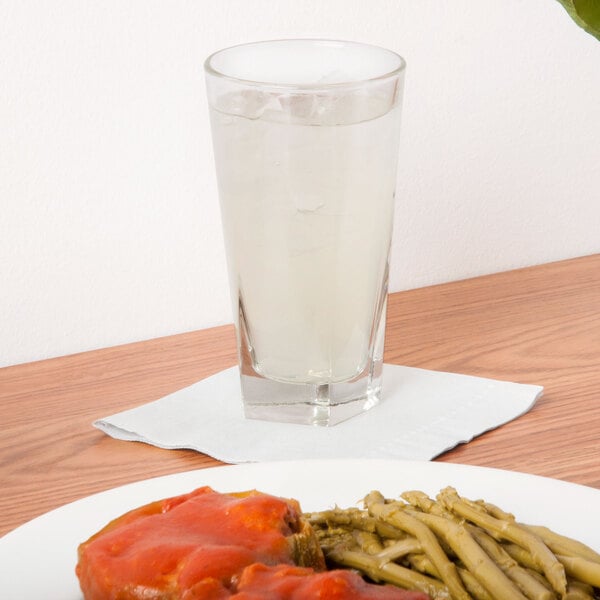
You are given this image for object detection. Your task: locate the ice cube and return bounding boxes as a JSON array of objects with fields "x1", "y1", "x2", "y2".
[
  {"x1": 277, "y1": 93, "x2": 318, "y2": 122},
  {"x1": 276, "y1": 92, "x2": 343, "y2": 125},
  {"x1": 218, "y1": 90, "x2": 277, "y2": 120}
]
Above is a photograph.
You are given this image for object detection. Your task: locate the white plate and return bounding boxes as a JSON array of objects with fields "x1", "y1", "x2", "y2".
[{"x1": 1, "y1": 459, "x2": 599, "y2": 598}]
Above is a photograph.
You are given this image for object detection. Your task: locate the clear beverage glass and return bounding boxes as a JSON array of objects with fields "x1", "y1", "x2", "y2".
[{"x1": 204, "y1": 39, "x2": 406, "y2": 426}]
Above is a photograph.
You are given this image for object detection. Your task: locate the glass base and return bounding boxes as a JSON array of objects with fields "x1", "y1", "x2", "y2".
[{"x1": 240, "y1": 370, "x2": 382, "y2": 426}]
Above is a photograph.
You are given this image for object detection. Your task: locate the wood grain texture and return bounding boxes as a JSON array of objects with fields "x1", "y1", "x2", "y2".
[
  {"x1": 384, "y1": 255, "x2": 600, "y2": 487},
  {"x1": 1, "y1": 254, "x2": 599, "y2": 537}
]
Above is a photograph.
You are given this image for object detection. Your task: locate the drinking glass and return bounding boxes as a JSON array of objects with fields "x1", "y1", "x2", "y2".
[{"x1": 205, "y1": 39, "x2": 406, "y2": 426}]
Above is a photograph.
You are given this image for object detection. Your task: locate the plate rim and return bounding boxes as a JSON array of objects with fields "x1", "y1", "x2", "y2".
[{"x1": 3, "y1": 458, "x2": 600, "y2": 541}]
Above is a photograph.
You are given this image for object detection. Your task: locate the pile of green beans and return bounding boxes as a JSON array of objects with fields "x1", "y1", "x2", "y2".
[{"x1": 306, "y1": 487, "x2": 600, "y2": 600}]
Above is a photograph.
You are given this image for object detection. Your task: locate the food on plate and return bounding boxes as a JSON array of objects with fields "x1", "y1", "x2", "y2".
[
  {"x1": 76, "y1": 486, "x2": 428, "y2": 600},
  {"x1": 308, "y1": 486, "x2": 600, "y2": 600},
  {"x1": 76, "y1": 483, "x2": 600, "y2": 599}
]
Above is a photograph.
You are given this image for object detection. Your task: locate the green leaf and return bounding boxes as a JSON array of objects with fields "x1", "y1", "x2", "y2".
[{"x1": 555, "y1": 0, "x2": 600, "y2": 41}]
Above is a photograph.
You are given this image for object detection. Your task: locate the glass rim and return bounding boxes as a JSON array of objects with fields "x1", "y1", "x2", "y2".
[{"x1": 204, "y1": 38, "x2": 406, "y2": 91}]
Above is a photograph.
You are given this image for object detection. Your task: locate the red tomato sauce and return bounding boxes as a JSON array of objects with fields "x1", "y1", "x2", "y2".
[{"x1": 234, "y1": 563, "x2": 429, "y2": 599}]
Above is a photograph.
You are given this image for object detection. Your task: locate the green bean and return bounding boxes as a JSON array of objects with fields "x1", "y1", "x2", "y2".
[
  {"x1": 406, "y1": 509, "x2": 528, "y2": 600},
  {"x1": 564, "y1": 579, "x2": 596, "y2": 600},
  {"x1": 480, "y1": 500, "x2": 515, "y2": 522},
  {"x1": 406, "y1": 553, "x2": 441, "y2": 578},
  {"x1": 456, "y1": 567, "x2": 495, "y2": 600},
  {"x1": 523, "y1": 525, "x2": 600, "y2": 563},
  {"x1": 468, "y1": 526, "x2": 556, "y2": 600},
  {"x1": 375, "y1": 537, "x2": 423, "y2": 563},
  {"x1": 524, "y1": 568, "x2": 554, "y2": 591},
  {"x1": 306, "y1": 488, "x2": 600, "y2": 600},
  {"x1": 308, "y1": 508, "x2": 407, "y2": 539},
  {"x1": 558, "y1": 554, "x2": 600, "y2": 588},
  {"x1": 402, "y1": 491, "x2": 453, "y2": 519},
  {"x1": 365, "y1": 491, "x2": 471, "y2": 600},
  {"x1": 437, "y1": 487, "x2": 567, "y2": 596},
  {"x1": 326, "y1": 546, "x2": 451, "y2": 599},
  {"x1": 503, "y1": 543, "x2": 540, "y2": 571},
  {"x1": 353, "y1": 529, "x2": 384, "y2": 555}
]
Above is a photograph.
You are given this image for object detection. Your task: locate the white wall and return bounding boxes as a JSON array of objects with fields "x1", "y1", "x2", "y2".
[{"x1": 1, "y1": 1, "x2": 599, "y2": 368}]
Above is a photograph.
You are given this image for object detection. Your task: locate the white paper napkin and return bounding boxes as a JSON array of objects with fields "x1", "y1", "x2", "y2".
[{"x1": 95, "y1": 364, "x2": 542, "y2": 463}]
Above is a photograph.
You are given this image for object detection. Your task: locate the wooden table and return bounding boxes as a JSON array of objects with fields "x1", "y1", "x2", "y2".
[{"x1": 1, "y1": 254, "x2": 599, "y2": 538}]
